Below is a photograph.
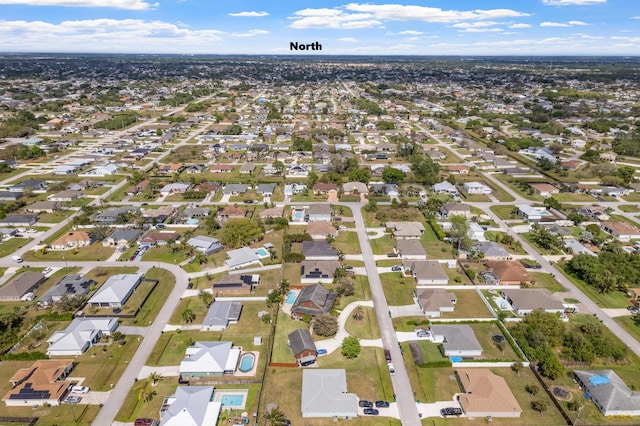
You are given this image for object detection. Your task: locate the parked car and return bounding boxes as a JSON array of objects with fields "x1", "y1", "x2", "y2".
[
  {"x1": 415, "y1": 329, "x2": 430, "y2": 338},
  {"x1": 64, "y1": 395, "x2": 82, "y2": 404},
  {"x1": 358, "y1": 400, "x2": 373, "y2": 408},
  {"x1": 375, "y1": 400, "x2": 390, "y2": 408},
  {"x1": 317, "y1": 349, "x2": 327, "y2": 355},
  {"x1": 134, "y1": 419, "x2": 159, "y2": 426},
  {"x1": 391, "y1": 265, "x2": 402, "y2": 272},
  {"x1": 70, "y1": 386, "x2": 89, "y2": 394},
  {"x1": 386, "y1": 253, "x2": 398, "y2": 258},
  {"x1": 363, "y1": 408, "x2": 379, "y2": 415},
  {"x1": 440, "y1": 407, "x2": 463, "y2": 417},
  {"x1": 388, "y1": 363, "x2": 395, "y2": 376},
  {"x1": 346, "y1": 269, "x2": 355, "y2": 275},
  {"x1": 344, "y1": 265, "x2": 353, "y2": 270},
  {"x1": 384, "y1": 349, "x2": 392, "y2": 363}
]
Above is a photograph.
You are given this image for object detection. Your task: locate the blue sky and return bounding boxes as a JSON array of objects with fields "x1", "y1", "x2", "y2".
[{"x1": 0, "y1": 0, "x2": 638, "y2": 54}]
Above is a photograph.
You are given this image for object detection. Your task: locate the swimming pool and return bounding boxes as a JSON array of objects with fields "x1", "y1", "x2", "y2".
[
  {"x1": 285, "y1": 291, "x2": 297, "y2": 304},
  {"x1": 186, "y1": 218, "x2": 199, "y2": 224},
  {"x1": 214, "y1": 389, "x2": 248, "y2": 409},
  {"x1": 221, "y1": 394, "x2": 244, "y2": 407},
  {"x1": 293, "y1": 210, "x2": 304, "y2": 220},
  {"x1": 239, "y1": 353, "x2": 255, "y2": 373},
  {"x1": 255, "y1": 247, "x2": 269, "y2": 258}
]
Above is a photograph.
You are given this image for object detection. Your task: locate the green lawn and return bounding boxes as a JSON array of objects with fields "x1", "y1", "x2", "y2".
[
  {"x1": 439, "y1": 290, "x2": 492, "y2": 319},
  {"x1": 469, "y1": 322, "x2": 520, "y2": 361},
  {"x1": 333, "y1": 230, "x2": 361, "y2": 254},
  {"x1": 618, "y1": 205, "x2": 640, "y2": 213},
  {"x1": 24, "y1": 243, "x2": 115, "y2": 261},
  {"x1": 380, "y1": 272, "x2": 415, "y2": 305},
  {"x1": 557, "y1": 264, "x2": 630, "y2": 309},
  {"x1": 344, "y1": 306, "x2": 380, "y2": 339},
  {"x1": 147, "y1": 330, "x2": 222, "y2": 366},
  {"x1": 115, "y1": 377, "x2": 178, "y2": 422},
  {"x1": 369, "y1": 234, "x2": 395, "y2": 255},
  {"x1": 271, "y1": 311, "x2": 307, "y2": 363},
  {"x1": 615, "y1": 316, "x2": 640, "y2": 348},
  {"x1": 332, "y1": 275, "x2": 371, "y2": 309},
  {"x1": 37, "y1": 210, "x2": 75, "y2": 223},
  {"x1": 530, "y1": 272, "x2": 567, "y2": 293},
  {"x1": 421, "y1": 226, "x2": 453, "y2": 259},
  {"x1": 0, "y1": 237, "x2": 30, "y2": 257},
  {"x1": 490, "y1": 205, "x2": 517, "y2": 220}
]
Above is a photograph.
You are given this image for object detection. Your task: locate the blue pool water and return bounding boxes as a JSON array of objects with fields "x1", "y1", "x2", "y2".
[
  {"x1": 294, "y1": 211, "x2": 303, "y2": 219},
  {"x1": 286, "y1": 291, "x2": 297, "y2": 304},
  {"x1": 451, "y1": 357, "x2": 463, "y2": 362},
  {"x1": 255, "y1": 247, "x2": 269, "y2": 257},
  {"x1": 221, "y1": 394, "x2": 245, "y2": 407},
  {"x1": 186, "y1": 218, "x2": 199, "y2": 224},
  {"x1": 239, "y1": 353, "x2": 255, "y2": 372}
]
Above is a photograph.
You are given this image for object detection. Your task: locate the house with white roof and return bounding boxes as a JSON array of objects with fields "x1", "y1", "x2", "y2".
[
  {"x1": 201, "y1": 301, "x2": 242, "y2": 331},
  {"x1": 463, "y1": 181, "x2": 492, "y2": 195},
  {"x1": 87, "y1": 273, "x2": 143, "y2": 308},
  {"x1": 159, "y1": 386, "x2": 221, "y2": 426},
  {"x1": 224, "y1": 247, "x2": 262, "y2": 270},
  {"x1": 178, "y1": 341, "x2": 241, "y2": 378},
  {"x1": 186, "y1": 235, "x2": 223, "y2": 255},
  {"x1": 47, "y1": 317, "x2": 118, "y2": 356},
  {"x1": 433, "y1": 181, "x2": 458, "y2": 195}
]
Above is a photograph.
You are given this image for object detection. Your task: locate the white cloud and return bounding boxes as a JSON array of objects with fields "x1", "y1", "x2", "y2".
[
  {"x1": 509, "y1": 23, "x2": 532, "y2": 28},
  {"x1": 338, "y1": 37, "x2": 359, "y2": 42},
  {"x1": 398, "y1": 30, "x2": 423, "y2": 35},
  {"x1": 540, "y1": 20, "x2": 588, "y2": 27},
  {"x1": 228, "y1": 11, "x2": 269, "y2": 17},
  {"x1": 461, "y1": 27, "x2": 504, "y2": 33},
  {"x1": 542, "y1": 0, "x2": 606, "y2": 5},
  {"x1": 289, "y1": 4, "x2": 529, "y2": 29},
  {"x1": 0, "y1": 0, "x2": 157, "y2": 9},
  {"x1": 451, "y1": 21, "x2": 499, "y2": 29},
  {"x1": 230, "y1": 29, "x2": 269, "y2": 37},
  {"x1": 611, "y1": 36, "x2": 640, "y2": 42}
]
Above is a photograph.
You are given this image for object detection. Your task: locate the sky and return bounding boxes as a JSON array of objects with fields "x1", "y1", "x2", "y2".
[{"x1": 0, "y1": 0, "x2": 638, "y2": 55}]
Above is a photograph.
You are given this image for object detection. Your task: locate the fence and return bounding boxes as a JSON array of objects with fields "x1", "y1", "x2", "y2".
[
  {"x1": 0, "y1": 417, "x2": 38, "y2": 425},
  {"x1": 529, "y1": 364, "x2": 573, "y2": 425}
]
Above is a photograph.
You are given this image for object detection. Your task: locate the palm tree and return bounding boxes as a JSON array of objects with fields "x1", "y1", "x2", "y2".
[
  {"x1": 199, "y1": 290, "x2": 213, "y2": 308},
  {"x1": 138, "y1": 387, "x2": 156, "y2": 403},
  {"x1": 181, "y1": 308, "x2": 195, "y2": 323},
  {"x1": 352, "y1": 305, "x2": 365, "y2": 322},
  {"x1": 264, "y1": 407, "x2": 287, "y2": 426},
  {"x1": 149, "y1": 372, "x2": 164, "y2": 387}
]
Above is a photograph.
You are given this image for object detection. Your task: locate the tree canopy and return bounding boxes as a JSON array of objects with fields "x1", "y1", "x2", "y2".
[{"x1": 219, "y1": 218, "x2": 264, "y2": 248}]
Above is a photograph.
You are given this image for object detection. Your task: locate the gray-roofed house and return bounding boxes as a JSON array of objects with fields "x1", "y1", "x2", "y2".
[
  {"x1": 574, "y1": 370, "x2": 640, "y2": 416},
  {"x1": 430, "y1": 324, "x2": 483, "y2": 358},
  {"x1": 256, "y1": 183, "x2": 275, "y2": 197},
  {"x1": 288, "y1": 329, "x2": 317, "y2": 367},
  {"x1": 225, "y1": 247, "x2": 263, "y2": 270},
  {"x1": 24, "y1": 201, "x2": 60, "y2": 214},
  {"x1": 102, "y1": 229, "x2": 141, "y2": 248},
  {"x1": 94, "y1": 206, "x2": 139, "y2": 224},
  {"x1": 0, "y1": 191, "x2": 23, "y2": 201},
  {"x1": 307, "y1": 204, "x2": 333, "y2": 222},
  {"x1": 187, "y1": 235, "x2": 223, "y2": 255},
  {"x1": 201, "y1": 301, "x2": 242, "y2": 331},
  {"x1": 301, "y1": 369, "x2": 358, "y2": 418},
  {"x1": 291, "y1": 284, "x2": 338, "y2": 320},
  {"x1": 415, "y1": 288, "x2": 456, "y2": 318},
  {"x1": 403, "y1": 260, "x2": 449, "y2": 285},
  {"x1": 87, "y1": 273, "x2": 143, "y2": 308},
  {"x1": 179, "y1": 341, "x2": 241, "y2": 378},
  {"x1": 0, "y1": 214, "x2": 38, "y2": 227},
  {"x1": 433, "y1": 181, "x2": 458, "y2": 195},
  {"x1": 46, "y1": 317, "x2": 118, "y2": 356},
  {"x1": 396, "y1": 239, "x2": 427, "y2": 260},
  {"x1": 473, "y1": 241, "x2": 512, "y2": 261},
  {"x1": 300, "y1": 260, "x2": 341, "y2": 284},
  {"x1": 301, "y1": 241, "x2": 339, "y2": 260},
  {"x1": 222, "y1": 184, "x2": 250, "y2": 195},
  {"x1": 158, "y1": 386, "x2": 221, "y2": 426},
  {"x1": 440, "y1": 202, "x2": 472, "y2": 219},
  {"x1": 0, "y1": 271, "x2": 46, "y2": 301},
  {"x1": 501, "y1": 289, "x2": 565, "y2": 316},
  {"x1": 386, "y1": 222, "x2": 425, "y2": 239},
  {"x1": 38, "y1": 274, "x2": 95, "y2": 307},
  {"x1": 212, "y1": 274, "x2": 259, "y2": 295},
  {"x1": 9, "y1": 179, "x2": 46, "y2": 192}
]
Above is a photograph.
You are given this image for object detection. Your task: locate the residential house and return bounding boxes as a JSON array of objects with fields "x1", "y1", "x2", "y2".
[
  {"x1": 433, "y1": 181, "x2": 458, "y2": 195},
  {"x1": 484, "y1": 261, "x2": 531, "y2": 285},
  {"x1": 307, "y1": 204, "x2": 333, "y2": 222},
  {"x1": 0, "y1": 191, "x2": 23, "y2": 201},
  {"x1": 0, "y1": 271, "x2": 46, "y2": 301},
  {"x1": 94, "y1": 206, "x2": 139, "y2": 224},
  {"x1": 51, "y1": 231, "x2": 92, "y2": 250},
  {"x1": 222, "y1": 184, "x2": 250, "y2": 195},
  {"x1": 403, "y1": 260, "x2": 448, "y2": 285},
  {"x1": 24, "y1": 201, "x2": 60, "y2": 214},
  {"x1": 291, "y1": 284, "x2": 338, "y2": 319},
  {"x1": 239, "y1": 163, "x2": 256, "y2": 175},
  {"x1": 210, "y1": 164, "x2": 234, "y2": 173},
  {"x1": 600, "y1": 151, "x2": 618, "y2": 163},
  {"x1": 160, "y1": 182, "x2": 191, "y2": 196},
  {"x1": 313, "y1": 183, "x2": 338, "y2": 194},
  {"x1": 47, "y1": 317, "x2": 118, "y2": 356},
  {"x1": 49, "y1": 190, "x2": 83, "y2": 202},
  {"x1": 201, "y1": 301, "x2": 242, "y2": 331},
  {"x1": 501, "y1": 289, "x2": 565, "y2": 316},
  {"x1": 158, "y1": 386, "x2": 221, "y2": 426},
  {"x1": 0, "y1": 214, "x2": 38, "y2": 227},
  {"x1": 157, "y1": 163, "x2": 184, "y2": 174},
  {"x1": 182, "y1": 207, "x2": 210, "y2": 220},
  {"x1": 288, "y1": 329, "x2": 317, "y2": 367},
  {"x1": 577, "y1": 205, "x2": 610, "y2": 221},
  {"x1": 217, "y1": 205, "x2": 247, "y2": 222},
  {"x1": 430, "y1": 324, "x2": 483, "y2": 358},
  {"x1": 415, "y1": 288, "x2": 456, "y2": 318},
  {"x1": 138, "y1": 231, "x2": 180, "y2": 248},
  {"x1": 9, "y1": 179, "x2": 46, "y2": 193},
  {"x1": 307, "y1": 221, "x2": 337, "y2": 240},
  {"x1": 212, "y1": 274, "x2": 259, "y2": 295},
  {"x1": 396, "y1": 239, "x2": 427, "y2": 260},
  {"x1": 186, "y1": 164, "x2": 207, "y2": 174},
  {"x1": 178, "y1": 341, "x2": 241, "y2": 378},
  {"x1": 601, "y1": 221, "x2": 640, "y2": 242},
  {"x1": 142, "y1": 206, "x2": 175, "y2": 223},
  {"x1": 516, "y1": 204, "x2": 549, "y2": 222},
  {"x1": 447, "y1": 165, "x2": 469, "y2": 175},
  {"x1": 574, "y1": 370, "x2": 640, "y2": 416},
  {"x1": 457, "y1": 369, "x2": 522, "y2": 418},
  {"x1": 463, "y1": 182, "x2": 492, "y2": 195},
  {"x1": 225, "y1": 247, "x2": 262, "y2": 270},
  {"x1": 468, "y1": 222, "x2": 486, "y2": 242},
  {"x1": 187, "y1": 235, "x2": 223, "y2": 256},
  {"x1": 256, "y1": 183, "x2": 275, "y2": 198},
  {"x1": 529, "y1": 183, "x2": 560, "y2": 198},
  {"x1": 300, "y1": 260, "x2": 341, "y2": 284},
  {"x1": 259, "y1": 207, "x2": 284, "y2": 219},
  {"x1": 38, "y1": 274, "x2": 95, "y2": 307},
  {"x1": 473, "y1": 241, "x2": 512, "y2": 261},
  {"x1": 87, "y1": 273, "x2": 143, "y2": 308},
  {"x1": 301, "y1": 369, "x2": 358, "y2": 418},
  {"x1": 302, "y1": 241, "x2": 339, "y2": 260},
  {"x1": 440, "y1": 203, "x2": 472, "y2": 219},
  {"x1": 342, "y1": 181, "x2": 368, "y2": 196},
  {"x1": 283, "y1": 183, "x2": 307, "y2": 197},
  {"x1": 2, "y1": 360, "x2": 73, "y2": 407},
  {"x1": 386, "y1": 221, "x2": 425, "y2": 239},
  {"x1": 102, "y1": 229, "x2": 140, "y2": 248}
]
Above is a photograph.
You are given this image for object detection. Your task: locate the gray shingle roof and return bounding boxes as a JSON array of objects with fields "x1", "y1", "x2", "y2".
[{"x1": 288, "y1": 329, "x2": 317, "y2": 357}]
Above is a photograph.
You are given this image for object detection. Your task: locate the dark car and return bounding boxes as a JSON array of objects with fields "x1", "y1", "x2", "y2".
[
  {"x1": 391, "y1": 265, "x2": 402, "y2": 272},
  {"x1": 384, "y1": 349, "x2": 392, "y2": 363},
  {"x1": 363, "y1": 408, "x2": 379, "y2": 415},
  {"x1": 358, "y1": 400, "x2": 373, "y2": 408},
  {"x1": 440, "y1": 407, "x2": 463, "y2": 417},
  {"x1": 375, "y1": 400, "x2": 390, "y2": 408},
  {"x1": 134, "y1": 419, "x2": 158, "y2": 426},
  {"x1": 386, "y1": 253, "x2": 398, "y2": 258}
]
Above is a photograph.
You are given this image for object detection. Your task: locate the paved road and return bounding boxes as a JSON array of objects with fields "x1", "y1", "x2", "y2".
[{"x1": 346, "y1": 202, "x2": 422, "y2": 426}]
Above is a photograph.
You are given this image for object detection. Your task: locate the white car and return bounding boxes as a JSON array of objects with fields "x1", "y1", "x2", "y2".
[
  {"x1": 70, "y1": 386, "x2": 90, "y2": 394},
  {"x1": 388, "y1": 363, "x2": 395, "y2": 376}
]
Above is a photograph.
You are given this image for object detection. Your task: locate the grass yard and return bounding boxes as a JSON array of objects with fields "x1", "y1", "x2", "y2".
[
  {"x1": 380, "y1": 272, "x2": 416, "y2": 306},
  {"x1": 615, "y1": 316, "x2": 640, "y2": 349},
  {"x1": 147, "y1": 330, "x2": 222, "y2": 366},
  {"x1": 131, "y1": 267, "x2": 176, "y2": 325},
  {"x1": 554, "y1": 192, "x2": 599, "y2": 202},
  {"x1": 141, "y1": 246, "x2": 185, "y2": 264},
  {"x1": 344, "y1": 306, "x2": 380, "y2": 339},
  {"x1": 0, "y1": 237, "x2": 30, "y2": 257},
  {"x1": 331, "y1": 275, "x2": 371, "y2": 309},
  {"x1": 618, "y1": 205, "x2": 640, "y2": 213},
  {"x1": 530, "y1": 272, "x2": 567, "y2": 293},
  {"x1": 37, "y1": 210, "x2": 75, "y2": 223},
  {"x1": 115, "y1": 377, "x2": 179, "y2": 422},
  {"x1": 369, "y1": 234, "x2": 395, "y2": 255},
  {"x1": 169, "y1": 296, "x2": 209, "y2": 324},
  {"x1": 24, "y1": 243, "x2": 115, "y2": 261},
  {"x1": 271, "y1": 311, "x2": 308, "y2": 364},
  {"x1": 468, "y1": 322, "x2": 520, "y2": 361},
  {"x1": 333, "y1": 230, "x2": 361, "y2": 254},
  {"x1": 557, "y1": 264, "x2": 630, "y2": 309},
  {"x1": 84, "y1": 266, "x2": 139, "y2": 286},
  {"x1": 70, "y1": 336, "x2": 142, "y2": 391},
  {"x1": 490, "y1": 204, "x2": 517, "y2": 220},
  {"x1": 363, "y1": 206, "x2": 424, "y2": 227},
  {"x1": 421, "y1": 226, "x2": 452, "y2": 259},
  {"x1": 438, "y1": 290, "x2": 492, "y2": 319}
]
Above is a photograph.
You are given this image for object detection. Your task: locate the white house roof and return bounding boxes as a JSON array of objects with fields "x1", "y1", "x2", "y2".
[
  {"x1": 47, "y1": 317, "x2": 117, "y2": 354},
  {"x1": 301, "y1": 369, "x2": 358, "y2": 417},
  {"x1": 187, "y1": 235, "x2": 221, "y2": 250},
  {"x1": 179, "y1": 341, "x2": 241, "y2": 374},
  {"x1": 225, "y1": 247, "x2": 261, "y2": 269},
  {"x1": 159, "y1": 386, "x2": 221, "y2": 426},
  {"x1": 87, "y1": 273, "x2": 143, "y2": 305}
]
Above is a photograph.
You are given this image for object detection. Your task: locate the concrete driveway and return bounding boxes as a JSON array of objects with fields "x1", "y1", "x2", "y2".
[{"x1": 390, "y1": 305, "x2": 422, "y2": 318}]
